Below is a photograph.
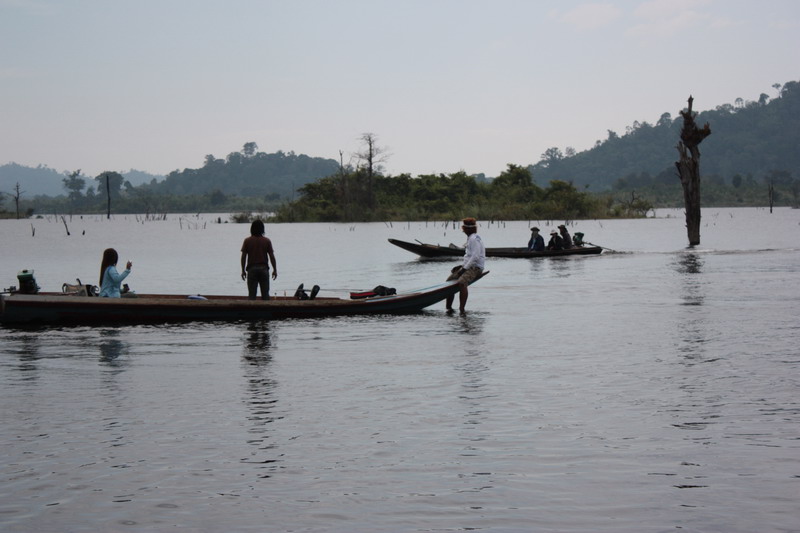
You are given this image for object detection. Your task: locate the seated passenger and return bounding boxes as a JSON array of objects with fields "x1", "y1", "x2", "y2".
[
  {"x1": 547, "y1": 230, "x2": 564, "y2": 251},
  {"x1": 99, "y1": 248, "x2": 132, "y2": 298},
  {"x1": 558, "y1": 225, "x2": 573, "y2": 248},
  {"x1": 528, "y1": 227, "x2": 545, "y2": 251}
]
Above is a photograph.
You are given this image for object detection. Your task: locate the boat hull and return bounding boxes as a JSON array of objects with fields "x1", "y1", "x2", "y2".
[
  {"x1": 0, "y1": 278, "x2": 483, "y2": 326},
  {"x1": 388, "y1": 238, "x2": 603, "y2": 258}
]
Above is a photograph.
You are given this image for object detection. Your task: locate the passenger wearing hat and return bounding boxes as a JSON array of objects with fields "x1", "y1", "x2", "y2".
[
  {"x1": 546, "y1": 229, "x2": 564, "y2": 251},
  {"x1": 446, "y1": 217, "x2": 485, "y2": 313},
  {"x1": 528, "y1": 227, "x2": 544, "y2": 251},
  {"x1": 558, "y1": 224, "x2": 573, "y2": 248}
]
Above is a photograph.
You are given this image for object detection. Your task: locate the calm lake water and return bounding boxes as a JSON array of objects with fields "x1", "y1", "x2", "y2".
[{"x1": 1, "y1": 208, "x2": 799, "y2": 532}]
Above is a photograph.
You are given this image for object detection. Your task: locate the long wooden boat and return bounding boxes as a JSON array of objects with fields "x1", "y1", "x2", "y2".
[
  {"x1": 388, "y1": 238, "x2": 603, "y2": 259},
  {"x1": 0, "y1": 275, "x2": 487, "y2": 326}
]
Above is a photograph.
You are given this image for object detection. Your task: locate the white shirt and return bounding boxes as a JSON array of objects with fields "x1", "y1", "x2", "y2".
[{"x1": 462, "y1": 233, "x2": 485, "y2": 270}]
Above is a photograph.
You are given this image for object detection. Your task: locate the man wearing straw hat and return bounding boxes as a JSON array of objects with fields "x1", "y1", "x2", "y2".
[{"x1": 445, "y1": 217, "x2": 485, "y2": 313}]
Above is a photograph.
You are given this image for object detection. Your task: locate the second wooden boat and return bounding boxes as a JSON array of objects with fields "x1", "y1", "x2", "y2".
[{"x1": 388, "y1": 238, "x2": 603, "y2": 259}]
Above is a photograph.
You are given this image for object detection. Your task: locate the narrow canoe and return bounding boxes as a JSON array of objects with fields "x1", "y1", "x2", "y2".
[
  {"x1": 388, "y1": 238, "x2": 603, "y2": 259},
  {"x1": 0, "y1": 274, "x2": 487, "y2": 326}
]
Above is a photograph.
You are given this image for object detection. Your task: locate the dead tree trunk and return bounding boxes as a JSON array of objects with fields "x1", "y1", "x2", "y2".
[
  {"x1": 768, "y1": 181, "x2": 775, "y2": 213},
  {"x1": 13, "y1": 182, "x2": 23, "y2": 219},
  {"x1": 675, "y1": 96, "x2": 711, "y2": 246},
  {"x1": 106, "y1": 174, "x2": 111, "y2": 219}
]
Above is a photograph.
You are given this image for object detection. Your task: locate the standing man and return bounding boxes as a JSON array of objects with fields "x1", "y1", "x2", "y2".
[
  {"x1": 446, "y1": 217, "x2": 485, "y2": 314},
  {"x1": 240, "y1": 219, "x2": 278, "y2": 300},
  {"x1": 528, "y1": 227, "x2": 545, "y2": 251}
]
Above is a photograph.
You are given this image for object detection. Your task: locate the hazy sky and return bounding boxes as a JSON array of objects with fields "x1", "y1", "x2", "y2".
[{"x1": 1, "y1": 0, "x2": 798, "y2": 179}]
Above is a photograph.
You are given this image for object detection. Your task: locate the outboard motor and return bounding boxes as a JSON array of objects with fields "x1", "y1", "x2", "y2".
[{"x1": 17, "y1": 269, "x2": 39, "y2": 294}]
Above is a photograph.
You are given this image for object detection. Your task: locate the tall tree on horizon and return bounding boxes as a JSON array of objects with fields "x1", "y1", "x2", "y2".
[
  {"x1": 95, "y1": 171, "x2": 125, "y2": 219},
  {"x1": 355, "y1": 133, "x2": 389, "y2": 209},
  {"x1": 62, "y1": 169, "x2": 85, "y2": 211},
  {"x1": 11, "y1": 182, "x2": 24, "y2": 219}
]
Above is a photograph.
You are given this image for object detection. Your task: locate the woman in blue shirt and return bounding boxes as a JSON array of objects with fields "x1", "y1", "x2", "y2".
[{"x1": 98, "y1": 248, "x2": 132, "y2": 298}]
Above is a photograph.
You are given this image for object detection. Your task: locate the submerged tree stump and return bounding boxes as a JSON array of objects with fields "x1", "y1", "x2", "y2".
[{"x1": 675, "y1": 96, "x2": 711, "y2": 246}]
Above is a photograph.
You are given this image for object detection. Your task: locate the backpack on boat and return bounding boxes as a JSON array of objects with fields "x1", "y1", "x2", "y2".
[
  {"x1": 62, "y1": 278, "x2": 98, "y2": 297},
  {"x1": 350, "y1": 285, "x2": 397, "y2": 299}
]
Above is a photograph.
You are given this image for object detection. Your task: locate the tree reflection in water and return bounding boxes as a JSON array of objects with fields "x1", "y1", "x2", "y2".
[{"x1": 673, "y1": 252, "x2": 709, "y2": 363}]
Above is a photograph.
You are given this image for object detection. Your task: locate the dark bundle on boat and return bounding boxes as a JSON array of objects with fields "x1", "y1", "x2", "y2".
[{"x1": 350, "y1": 285, "x2": 397, "y2": 299}]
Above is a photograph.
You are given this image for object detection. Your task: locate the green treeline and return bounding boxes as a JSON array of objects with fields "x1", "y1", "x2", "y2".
[
  {"x1": 14, "y1": 173, "x2": 280, "y2": 218},
  {"x1": 610, "y1": 168, "x2": 799, "y2": 208},
  {"x1": 270, "y1": 165, "x2": 651, "y2": 222}
]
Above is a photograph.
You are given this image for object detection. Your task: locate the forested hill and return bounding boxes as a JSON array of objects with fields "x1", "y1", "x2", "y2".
[
  {"x1": 145, "y1": 149, "x2": 340, "y2": 200},
  {"x1": 0, "y1": 163, "x2": 67, "y2": 197},
  {"x1": 529, "y1": 80, "x2": 800, "y2": 191}
]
